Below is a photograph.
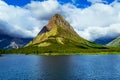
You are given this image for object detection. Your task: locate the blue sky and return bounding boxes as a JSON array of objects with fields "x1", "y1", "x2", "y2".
[
  {"x1": 3, "y1": 0, "x2": 115, "y2": 8},
  {"x1": 0, "y1": 0, "x2": 120, "y2": 41}
]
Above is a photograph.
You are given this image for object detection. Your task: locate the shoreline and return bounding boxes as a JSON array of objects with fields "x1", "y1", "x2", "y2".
[{"x1": 3, "y1": 52, "x2": 120, "y2": 56}]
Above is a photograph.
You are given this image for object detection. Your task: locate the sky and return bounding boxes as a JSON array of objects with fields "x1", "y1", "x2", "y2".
[{"x1": 0, "y1": 0, "x2": 120, "y2": 41}]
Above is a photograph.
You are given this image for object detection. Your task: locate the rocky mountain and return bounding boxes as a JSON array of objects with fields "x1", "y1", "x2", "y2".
[
  {"x1": 22, "y1": 14, "x2": 104, "y2": 53},
  {"x1": 0, "y1": 30, "x2": 32, "y2": 49},
  {"x1": 106, "y1": 36, "x2": 120, "y2": 47}
]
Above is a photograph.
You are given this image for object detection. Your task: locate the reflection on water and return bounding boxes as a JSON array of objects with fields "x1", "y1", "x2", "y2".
[
  {"x1": 37, "y1": 56, "x2": 72, "y2": 80},
  {"x1": 0, "y1": 54, "x2": 120, "y2": 80}
]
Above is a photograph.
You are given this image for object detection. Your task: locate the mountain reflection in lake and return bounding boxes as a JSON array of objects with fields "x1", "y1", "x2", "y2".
[{"x1": 0, "y1": 54, "x2": 120, "y2": 80}]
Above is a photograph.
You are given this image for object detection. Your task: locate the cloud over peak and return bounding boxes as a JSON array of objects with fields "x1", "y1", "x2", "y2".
[{"x1": 0, "y1": 0, "x2": 120, "y2": 41}]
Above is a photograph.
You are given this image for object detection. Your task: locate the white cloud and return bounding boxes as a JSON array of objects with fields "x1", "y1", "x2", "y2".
[
  {"x1": 59, "y1": 1, "x2": 120, "y2": 41},
  {"x1": 0, "y1": 0, "x2": 120, "y2": 41},
  {"x1": 25, "y1": 0, "x2": 60, "y2": 20},
  {"x1": 0, "y1": 0, "x2": 43, "y2": 37},
  {"x1": 77, "y1": 24, "x2": 120, "y2": 41}
]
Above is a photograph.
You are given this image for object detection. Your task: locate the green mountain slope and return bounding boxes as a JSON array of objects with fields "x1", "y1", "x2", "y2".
[
  {"x1": 107, "y1": 36, "x2": 120, "y2": 47},
  {"x1": 9, "y1": 14, "x2": 105, "y2": 54}
]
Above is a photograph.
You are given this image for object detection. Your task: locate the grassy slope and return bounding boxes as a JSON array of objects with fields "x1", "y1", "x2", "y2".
[
  {"x1": 5, "y1": 26, "x2": 119, "y2": 55},
  {"x1": 5, "y1": 37, "x2": 120, "y2": 55},
  {"x1": 4, "y1": 26, "x2": 120, "y2": 55}
]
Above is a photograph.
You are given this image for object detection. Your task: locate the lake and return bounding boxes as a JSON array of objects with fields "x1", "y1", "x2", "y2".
[{"x1": 0, "y1": 54, "x2": 120, "y2": 80}]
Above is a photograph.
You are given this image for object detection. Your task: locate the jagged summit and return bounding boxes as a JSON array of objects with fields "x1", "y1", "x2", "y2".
[
  {"x1": 47, "y1": 13, "x2": 71, "y2": 27},
  {"x1": 25, "y1": 14, "x2": 103, "y2": 51},
  {"x1": 38, "y1": 14, "x2": 74, "y2": 35},
  {"x1": 38, "y1": 14, "x2": 63, "y2": 35},
  {"x1": 48, "y1": 14, "x2": 74, "y2": 29}
]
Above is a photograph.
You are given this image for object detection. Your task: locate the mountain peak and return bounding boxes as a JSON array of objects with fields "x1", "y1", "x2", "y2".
[
  {"x1": 25, "y1": 14, "x2": 104, "y2": 51},
  {"x1": 47, "y1": 13, "x2": 72, "y2": 30},
  {"x1": 26, "y1": 13, "x2": 80, "y2": 46},
  {"x1": 53, "y1": 13, "x2": 63, "y2": 18},
  {"x1": 48, "y1": 14, "x2": 68, "y2": 25},
  {"x1": 38, "y1": 13, "x2": 72, "y2": 35}
]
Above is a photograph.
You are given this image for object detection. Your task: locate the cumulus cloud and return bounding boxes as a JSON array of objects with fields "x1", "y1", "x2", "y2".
[
  {"x1": 25, "y1": 0, "x2": 60, "y2": 20},
  {"x1": 77, "y1": 24, "x2": 120, "y2": 41},
  {"x1": 62, "y1": 1, "x2": 120, "y2": 41},
  {"x1": 0, "y1": 0, "x2": 120, "y2": 41},
  {"x1": 0, "y1": 0, "x2": 46, "y2": 38}
]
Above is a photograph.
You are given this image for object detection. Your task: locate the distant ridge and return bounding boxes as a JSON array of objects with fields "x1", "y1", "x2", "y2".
[
  {"x1": 0, "y1": 29, "x2": 32, "y2": 49},
  {"x1": 107, "y1": 36, "x2": 120, "y2": 47}
]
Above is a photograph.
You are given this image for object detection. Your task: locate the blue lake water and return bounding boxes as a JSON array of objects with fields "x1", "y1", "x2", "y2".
[{"x1": 0, "y1": 54, "x2": 120, "y2": 80}]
